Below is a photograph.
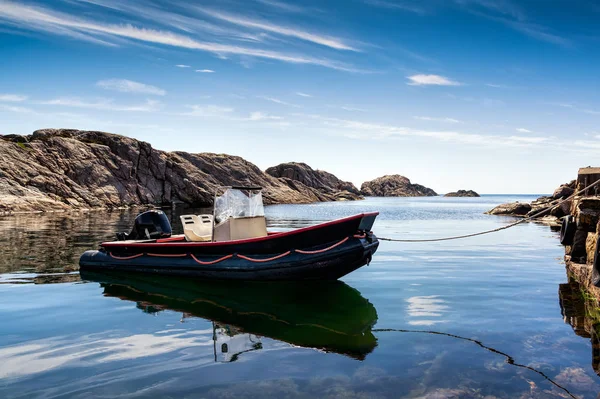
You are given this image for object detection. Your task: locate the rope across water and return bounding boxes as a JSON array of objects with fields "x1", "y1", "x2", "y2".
[{"x1": 377, "y1": 178, "x2": 600, "y2": 243}]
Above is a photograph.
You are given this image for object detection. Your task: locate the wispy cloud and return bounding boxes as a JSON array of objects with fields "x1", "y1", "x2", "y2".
[
  {"x1": 258, "y1": 96, "x2": 300, "y2": 107},
  {"x1": 195, "y1": 69, "x2": 215, "y2": 73},
  {"x1": 485, "y1": 83, "x2": 508, "y2": 88},
  {"x1": 175, "y1": 64, "x2": 190, "y2": 68},
  {"x1": 550, "y1": 102, "x2": 600, "y2": 116},
  {"x1": 248, "y1": 111, "x2": 283, "y2": 121},
  {"x1": 0, "y1": 104, "x2": 34, "y2": 113},
  {"x1": 193, "y1": 7, "x2": 358, "y2": 51},
  {"x1": 183, "y1": 104, "x2": 234, "y2": 117},
  {"x1": 338, "y1": 105, "x2": 367, "y2": 112},
  {"x1": 362, "y1": 0, "x2": 427, "y2": 15},
  {"x1": 96, "y1": 79, "x2": 166, "y2": 95},
  {"x1": 407, "y1": 74, "x2": 462, "y2": 86},
  {"x1": 39, "y1": 97, "x2": 162, "y2": 112},
  {"x1": 0, "y1": 1, "x2": 361, "y2": 72},
  {"x1": 0, "y1": 94, "x2": 28, "y2": 102},
  {"x1": 414, "y1": 116, "x2": 462, "y2": 123},
  {"x1": 295, "y1": 92, "x2": 312, "y2": 97},
  {"x1": 516, "y1": 127, "x2": 532, "y2": 133},
  {"x1": 455, "y1": 0, "x2": 570, "y2": 46},
  {"x1": 254, "y1": 0, "x2": 308, "y2": 13}
]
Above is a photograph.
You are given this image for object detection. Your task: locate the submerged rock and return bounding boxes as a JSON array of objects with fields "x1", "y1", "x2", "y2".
[
  {"x1": 360, "y1": 175, "x2": 437, "y2": 197},
  {"x1": 0, "y1": 129, "x2": 360, "y2": 213},
  {"x1": 444, "y1": 190, "x2": 480, "y2": 197},
  {"x1": 265, "y1": 162, "x2": 362, "y2": 201}
]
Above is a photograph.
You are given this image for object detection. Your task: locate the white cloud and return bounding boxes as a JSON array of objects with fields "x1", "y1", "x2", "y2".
[
  {"x1": 414, "y1": 116, "x2": 462, "y2": 123},
  {"x1": 0, "y1": 1, "x2": 362, "y2": 72},
  {"x1": 248, "y1": 111, "x2": 283, "y2": 121},
  {"x1": 485, "y1": 83, "x2": 507, "y2": 88},
  {"x1": 516, "y1": 128, "x2": 532, "y2": 133},
  {"x1": 339, "y1": 106, "x2": 367, "y2": 112},
  {"x1": 193, "y1": 8, "x2": 358, "y2": 51},
  {"x1": 362, "y1": 0, "x2": 427, "y2": 15},
  {"x1": 96, "y1": 79, "x2": 166, "y2": 96},
  {"x1": 175, "y1": 64, "x2": 191, "y2": 68},
  {"x1": 0, "y1": 104, "x2": 34, "y2": 113},
  {"x1": 39, "y1": 97, "x2": 161, "y2": 112},
  {"x1": 407, "y1": 74, "x2": 461, "y2": 86},
  {"x1": 295, "y1": 92, "x2": 312, "y2": 97},
  {"x1": 195, "y1": 69, "x2": 215, "y2": 73},
  {"x1": 183, "y1": 104, "x2": 234, "y2": 117},
  {"x1": 0, "y1": 94, "x2": 28, "y2": 102},
  {"x1": 507, "y1": 135, "x2": 547, "y2": 144},
  {"x1": 258, "y1": 96, "x2": 300, "y2": 107}
]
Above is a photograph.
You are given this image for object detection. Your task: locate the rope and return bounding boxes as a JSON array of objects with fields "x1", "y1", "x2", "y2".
[
  {"x1": 295, "y1": 237, "x2": 350, "y2": 254},
  {"x1": 373, "y1": 328, "x2": 576, "y2": 399},
  {"x1": 237, "y1": 251, "x2": 292, "y2": 263},
  {"x1": 378, "y1": 178, "x2": 600, "y2": 243}
]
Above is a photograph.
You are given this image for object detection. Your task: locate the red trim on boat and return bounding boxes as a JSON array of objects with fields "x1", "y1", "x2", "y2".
[
  {"x1": 237, "y1": 251, "x2": 292, "y2": 263},
  {"x1": 295, "y1": 236, "x2": 349, "y2": 254},
  {"x1": 102, "y1": 212, "x2": 379, "y2": 249},
  {"x1": 108, "y1": 252, "x2": 144, "y2": 260},
  {"x1": 190, "y1": 254, "x2": 233, "y2": 265},
  {"x1": 156, "y1": 235, "x2": 186, "y2": 243},
  {"x1": 147, "y1": 253, "x2": 188, "y2": 257}
]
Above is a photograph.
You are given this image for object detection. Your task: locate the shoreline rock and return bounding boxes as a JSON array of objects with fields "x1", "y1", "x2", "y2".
[
  {"x1": 444, "y1": 190, "x2": 480, "y2": 197},
  {"x1": 485, "y1": 180, "x2": 576, "y2": 223},
  {"x1": 360, "y1": 175, "x2": 437, "y2": 197},
  {"x1": 0, "y1": 129, "x2": 361, "y2": 214}
]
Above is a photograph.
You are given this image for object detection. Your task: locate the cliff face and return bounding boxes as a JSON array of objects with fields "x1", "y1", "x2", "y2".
[
  {"x1": 360, "y1": 175, "x2": 437, "y2": 197},
  {"x1": 0, "y1": 129, "x2": 357, "y2": 213},
  {"x1": 265, "y1": 162, "x2": 362, "y2": 201}
]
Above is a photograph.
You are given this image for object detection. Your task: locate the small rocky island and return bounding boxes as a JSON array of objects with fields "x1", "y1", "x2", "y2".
[
  {"x1": 0, "y1": 129, "x2": 361, "y2": 213},
  {"x1": 444, "y1": 190, "x2": 480, "y2": 197},
  {"x1": 360, "y1": 175, "x2": 437, "y2": 197}
]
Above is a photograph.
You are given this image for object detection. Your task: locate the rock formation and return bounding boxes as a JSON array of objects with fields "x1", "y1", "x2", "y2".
[
  {"x1": 485, "y1": 180, "x2": 576, "y2": 221},
  {"x1": 265, "y1": 162, "x2": 362, "y2": 201},
  {"x1": 444, "y1": 190, "x2": 480, "y2": 197},
  {"x1": 360, "y1": 175, "x2": 437, "y2": 197},
  {"x1": 0, "y1": 129, "x2": 359, "y2": 213}
]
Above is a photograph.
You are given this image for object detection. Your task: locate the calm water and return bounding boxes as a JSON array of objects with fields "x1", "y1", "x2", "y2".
[{"x1": 1, "y1": 196, "x2": 599, "y2": 398}]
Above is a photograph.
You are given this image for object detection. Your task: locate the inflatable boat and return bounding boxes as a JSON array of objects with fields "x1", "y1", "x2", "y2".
[{"x1": 79, "y1": 186, "x2": 379, "y2": 280}]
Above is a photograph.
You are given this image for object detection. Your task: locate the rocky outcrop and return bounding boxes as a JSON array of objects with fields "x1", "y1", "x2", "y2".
[
  {"x1": 444, "y1": 190, "x2": 480, "y2": 197},
  {"x1": 360, "y1": 175, "x2": 437, "y2": 197},
  {"x1": 0, "y1": 129, "x2": 359, "y2": 213},
  {"x1": 265, "y1": 162, "x2": 362, "y2": 201},
  {"x1": 485, "y1": 180, "x2": 576, "y2": 221}
]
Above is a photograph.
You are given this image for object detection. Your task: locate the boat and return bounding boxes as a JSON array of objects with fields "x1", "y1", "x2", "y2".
[
  {"x1": 79, "y1": 186, "x2": 379, "y2": 280},
  {"x1": 81, "y1": 271, "x2": 379, "y2": 359}
]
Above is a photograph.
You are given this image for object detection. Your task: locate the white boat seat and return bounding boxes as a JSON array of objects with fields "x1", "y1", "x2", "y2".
[{"x1": 180, "y1": 214, "x2": 213, "y2": 242}]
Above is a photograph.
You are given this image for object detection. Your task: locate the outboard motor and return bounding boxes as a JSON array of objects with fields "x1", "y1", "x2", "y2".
[{"x1": 116, "y1": 210, "x2": 172, "y2": 241}]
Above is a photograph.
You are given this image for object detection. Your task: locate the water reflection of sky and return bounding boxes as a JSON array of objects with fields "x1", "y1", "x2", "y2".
[{"x1": 1, "y1": 196, "x2": 600, "y2": 398}]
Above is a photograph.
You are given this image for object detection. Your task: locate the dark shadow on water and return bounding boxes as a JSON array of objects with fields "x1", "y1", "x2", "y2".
[{"x1": 80, "y1": 271, "x2": 379, "y2": 360}]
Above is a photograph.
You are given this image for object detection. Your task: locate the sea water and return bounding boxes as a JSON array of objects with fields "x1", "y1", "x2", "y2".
[{"x1": 0, "y1": 196, "x2": 597, "y2": 398}]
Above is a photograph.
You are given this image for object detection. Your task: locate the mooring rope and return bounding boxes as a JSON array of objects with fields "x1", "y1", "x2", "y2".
[
  {"x1": 377, "y1": 178, "x2": 600, "y2": 243},
  {"x1": 373, "y1": 328, "x2": 577, "y2": 399}
]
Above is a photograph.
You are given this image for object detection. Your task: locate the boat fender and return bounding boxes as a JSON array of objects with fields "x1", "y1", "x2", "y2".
[
  {"x1": 560, "y1": 215, "x2": 576, "y2": 246},
  {"x1": 593, "y1": 235, "x2": 600, "y2": 287}
]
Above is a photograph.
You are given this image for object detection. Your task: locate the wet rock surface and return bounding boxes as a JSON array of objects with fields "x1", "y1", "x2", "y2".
[
  {"x1": 0, "y1": 129, "x2": 359, "y2": 213},
  {"x1": 265, "y1": 162, "x2": 362, "y2": 201},
  {"x1": 360, "y1": 175, "x2": 437, "y2": 197},
  {"x1": 444, "y1": 190, "x2": 480, "y2": 197}
]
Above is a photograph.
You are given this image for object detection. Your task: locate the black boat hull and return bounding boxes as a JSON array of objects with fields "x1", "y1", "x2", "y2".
[{"x1": 80, "y1": 234, "x2": 379, "y2": 280}]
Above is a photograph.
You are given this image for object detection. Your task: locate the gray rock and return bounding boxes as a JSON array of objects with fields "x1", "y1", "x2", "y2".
[
  {"x1": 0, "y1": 129, "x2": 360, "y2": 213},
  {"x1": 485, "y1": 202, "x2": 532, "y2": 216},
  {"x1": 360, "y1": 175, "x2": 437, "y2": 197},
  {"x1": 444, "y1": 190, "x2": 480, "y2": 197}
]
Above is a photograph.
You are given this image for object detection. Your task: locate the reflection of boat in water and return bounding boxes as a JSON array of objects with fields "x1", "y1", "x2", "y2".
[
  {"x1": 81, "y1": 271, "x2": 379, "y2": 360},
  {"x1": 558, "y1": 281, "x2": 600, "y2": 375}
]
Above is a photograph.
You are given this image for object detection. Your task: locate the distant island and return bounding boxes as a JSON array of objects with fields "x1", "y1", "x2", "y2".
[
  {"x1": 360, "y1": 175, "x2": 437, "y2": 197},
  {"x1": 444, "y1": 190, "x2": 480, "y2": 197}
]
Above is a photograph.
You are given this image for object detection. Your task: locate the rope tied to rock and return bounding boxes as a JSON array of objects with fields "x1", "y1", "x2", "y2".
[{"x1": 377, "y1": 178, "x2": 600, "y2": 243}]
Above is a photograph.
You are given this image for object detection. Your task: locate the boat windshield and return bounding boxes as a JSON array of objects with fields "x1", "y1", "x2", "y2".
[{"x1": 214, "y1": 187, "x2": 265, "y2": 223}]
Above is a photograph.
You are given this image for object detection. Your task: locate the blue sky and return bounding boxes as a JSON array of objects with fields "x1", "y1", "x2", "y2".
[{"x1": 0, "y1": 0, "x2": 599, "y2": 194}]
